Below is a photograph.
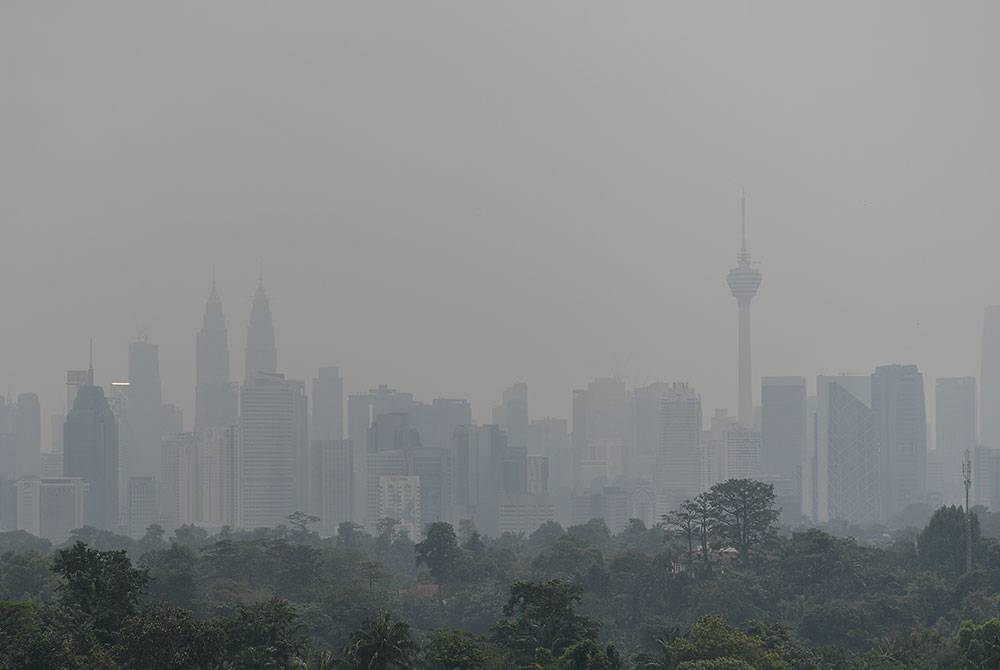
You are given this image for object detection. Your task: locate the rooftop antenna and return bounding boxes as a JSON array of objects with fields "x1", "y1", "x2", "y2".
[{"x1": 258, "y1": 257, "x2": 264, "y2": 287}]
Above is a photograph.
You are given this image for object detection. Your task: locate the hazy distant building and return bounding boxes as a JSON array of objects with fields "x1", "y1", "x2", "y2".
[
  {"x1": 872, "y1": 364, "x2": 927, "y2": 522},
  {"x1": 935, "y1": 377, "x2": 976, "y2": 505},
  {"x1": 195, "y1": 280, "x2": 237, "y2": 432},
  {"x1": 761, "y1": 377, "x2": 807, "y2": 502},
  {"x1": 311, "y1": 438, "x2": 352, "y2": 533},
  {"x1": 16, "y1": 476, "x2": 86, "y2": 544},
  {"x1": 126, "y1": 476, "x2": 157, "y2": 539},
  {"x1": 632, "y1": 383, "x2": 674, "y2": 485},
  {"x1": 348, "y1": 386, "x2": 416, "y2": 526},
  {"x1": 724, "y1": 425, "x2": 762, "y2": 480},
  {"x1": 813, "y1": 375, "x2": 879, "y2": 525},
  {"x1": 66, "y1": 370, "x2": 90, "y2": 414},
  {"x1": 244, "y1": 275, "x2": 278, "y2": 382},
  {"x1": 161, "y1": 433, "x2": 198, "y2": 529},
  {"x1": 657, "y1": 383, "x2": 703, "y2": 506},
  {"x1": 409, "y1": 447, "x2": 451, "y2": 526},
  {"x1": 197, "y1": 425, "x2": 239, "y2": 527},
  {"x1": 376, "y1": 474, "x2": 421, "y2": 540},
  {"x1": 527, "y1": 417, "x2": 571, "y2": 521},
  {"x1": 64, "y1": 373, "x2": 119, "y2": 530},
  {"x1": 312, "y1": 367, "x2": 344, "y2": 442},
  {"x1": 128, "y1": 337, "x2": 163, "y2": 478},
  {"x1": 0, "y1": 394, "x2": 41, "y2": 481},
  {"x1": 572, "y1": 378, "x2": 630, "y2": 488},
  {"x1": 493, "y1": 382, "x2": 528, "y2": 448},
  {"x1": 498, "y1": 493, "x2": 556, "y2": 535},
  {"x1": 726, "y1": 195, "x2": 763, "y2": 427},
  {"x1": 239, "y1": 372, "x2": 301, "y2": 529},
  {"x1": 527, "y1": 455, "x2": 549, "y2": 495}
]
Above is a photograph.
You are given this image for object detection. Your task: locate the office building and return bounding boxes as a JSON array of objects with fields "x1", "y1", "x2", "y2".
[
  {"x1": 161, "y1": 432, "x2": 198, "y2": 529},
  {"x1": 311, "y1": 438, "x2": 352, "y2": 533},
  {"x1": 312, "y1": 367, "x2": 344, "y2": 442},
  {"x1": 493, "y1": 382, "x2": 528, "y2": 448},
  {"x1": 935, "y1": 377, "x2": 976, "y2": 504},
  {"x1": 812, "y1": 375, "x2": 879, "y2": 525},
  {"x1": 239, "y1": 372, "x2": 300, "y2": 529},
  {"x1": 657, "y1": 383, "x2": 703, "y2": 506},
  {"x1": 572, "y1": 378, "x2": 630, "y2": 487},
  {"x1": 376, "y1": 474, "x2": 421, "y2": 540},
  {"x1": 15, "y1": 476, "x2": 86, "y2": 544},
  {"x1": 64, "y1": 362, "x2": 119, "y2": 530},
  {"x1": 761, "y1": 377, "x2": 807, "y2": 498},
  {"x1": 126, "y1": 476, "x2": 158, "y2": 539},
  {"x1": 197, "y1": 425, "x2": 239, "y2": 527},
  {"x1": 872, "y1": 364, "x2": 927, "y2": 522}
]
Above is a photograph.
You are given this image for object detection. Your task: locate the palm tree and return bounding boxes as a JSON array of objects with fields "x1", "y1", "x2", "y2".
[{"x1": 343, "y1": 610, "x2": 417, "y2": 669}]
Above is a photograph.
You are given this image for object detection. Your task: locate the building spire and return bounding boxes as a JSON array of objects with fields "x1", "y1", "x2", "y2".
[
  {"x1": 257, "y1": 257, "x2": 264, "y2": 288},
  {"x1": 88, "y1": 338, "x2": 94, "y2": 385}
]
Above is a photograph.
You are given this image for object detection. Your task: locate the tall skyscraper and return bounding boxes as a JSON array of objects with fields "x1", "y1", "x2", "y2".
[
  {"x1": 64, "y1": 357, "x2": 120, "y2": 531},
  {"x1": 239, "y1": 372, "x2": 301, "y2": 529},
  {"x1": 813, "y1": 375, "x2": 879, "y2": 525},
  {"x1": 572, "y1": 378, "x2": 630, "y2": 488},
  {"x1": 872, "y1": 364, "x2": 927, "y2": 522},
  {"x1": 726, "y1": 195, "x2": 763, "y2": 427},
  {"x1": 244, "y1": 273, "x2": 277, "y2": 382},
  {"x1": 312, "y1": 367, "x2": 344, "y2": 442},
  {"x1": 935, "y1": 377, "x2": 977, "y2": 504},
  {"x1": 160, "y1": 432, "x2": 198, "y2": 530},
  {"x1": 493, "y1": 382, "x2": 528, "y2": 448},
  {"x1": 657, "y1": 382, "x2": 703, "y2": 506},
  {"x1": 195, "y1": 278, "x2": 237, "y2": 432},
  {"x1": 983, "y1": 306, "x2": 1000, "y2": 449},
  {"x1": 761, "y1": 376, "x2": 807, "y2": 500},
  {"x1": 0, "y1": 394, "x2": 41, "y2": 481},
  {"x1": 128, "y1": 337, "x2": 163, "y2": 478},
  {"x1": 632, "y1": 383, "x2": 674, "y2": 484}
]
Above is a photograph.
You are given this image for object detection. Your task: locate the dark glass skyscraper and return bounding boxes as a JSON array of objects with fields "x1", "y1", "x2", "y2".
[
  {"x1": 128, "y1": 338, "x2": 162, "y2": 478},
  {"x1": 64, "y1": 373, "x2": 119, "y2": 530},
  {"x1": 195, "y1": 279, "x2": 237, "y2": 432}
]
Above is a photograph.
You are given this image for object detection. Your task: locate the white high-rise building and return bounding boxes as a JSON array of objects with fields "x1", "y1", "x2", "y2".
[
  {"x1": 16, "y1": 476, "x2": 86, "y2": 544},
  {"x1": 239, "y1": 372, "x2": 303, "y2": 529},
  {"x1": 161, "y1": 433, "x2": 198, "y2": 529},
  {"x1": 657, "y1": 383, "x2": 702, "y2": 506},
  {"x1": 377, "y1": 475, "x2": 421, "y2": 540},
  {"x1": 197, "y1": 425, "x2": 239, "y2": 527}
]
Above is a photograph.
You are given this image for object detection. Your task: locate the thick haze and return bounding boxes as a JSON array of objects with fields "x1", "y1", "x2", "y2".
[{"x1": 2, "y1": 2, "x2": 998, "y2": 444}]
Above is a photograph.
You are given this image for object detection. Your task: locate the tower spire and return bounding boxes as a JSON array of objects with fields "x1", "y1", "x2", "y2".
[
  {"x1": 88, "y1": 338, "x2": 94, "y2": 386},
  {"x1": 258, "y1": 257, "x2": 264, "y2": 287}
]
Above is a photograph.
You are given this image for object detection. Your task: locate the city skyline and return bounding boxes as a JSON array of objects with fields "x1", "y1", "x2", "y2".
[{"x1": 3, "y1": 3, "x2": 998, "y2": 449}]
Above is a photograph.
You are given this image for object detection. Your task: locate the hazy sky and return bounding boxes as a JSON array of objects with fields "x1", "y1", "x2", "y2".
[{"x1": 3, "y1": 2, "x2": 999, "y2": 445}]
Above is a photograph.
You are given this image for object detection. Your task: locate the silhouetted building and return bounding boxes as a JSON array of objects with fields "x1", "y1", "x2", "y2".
[
  {"x1": 128, "y1": 337, "x2": 163, "y2": 478},
  {"x1": 64, "y1": 375, "x2": 119, "y2": 530},
  {"x1": 197, "y1": 425, "x2": 239, "y2": 527},
  {"x1": 311, "y1": 438, "x2": 352, "y2": 533},
  {"x1": 312, "y1": 367, "x2": 344, "y2": 442},
  {"x1": 761, "y1": 376, "x2": 807, "y2": 503},
  {"x1": 195, "y1": 279, "x2": 237, "y2": 432}
]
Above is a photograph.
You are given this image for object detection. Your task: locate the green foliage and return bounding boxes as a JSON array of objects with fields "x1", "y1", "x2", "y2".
[
  {"x1": 492, "y1": 580, "x2": 599, "y2": 665},
  {"x1": 343, "y1": 610, "x2": 417, "y2": 669},
  {"x1": 705, "y1": 479, "x2": 779, "y2": 562},
  {"x1": 51, "y1": 542, "x2": 149, "y2": 642},
  {"x1": 415, "y1": 522, "x2": 462, "y2": 582},
  {"x1": 918, "y1": 505, "x2": 979, "y2": 574},
  {"x1": 420, "y1": 629, "x2": 507, "y2": 669}
]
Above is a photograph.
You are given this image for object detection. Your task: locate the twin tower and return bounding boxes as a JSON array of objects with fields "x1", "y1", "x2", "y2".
[{"x1": 194, "y1": 273, "x2": 277, "y2": 432}]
